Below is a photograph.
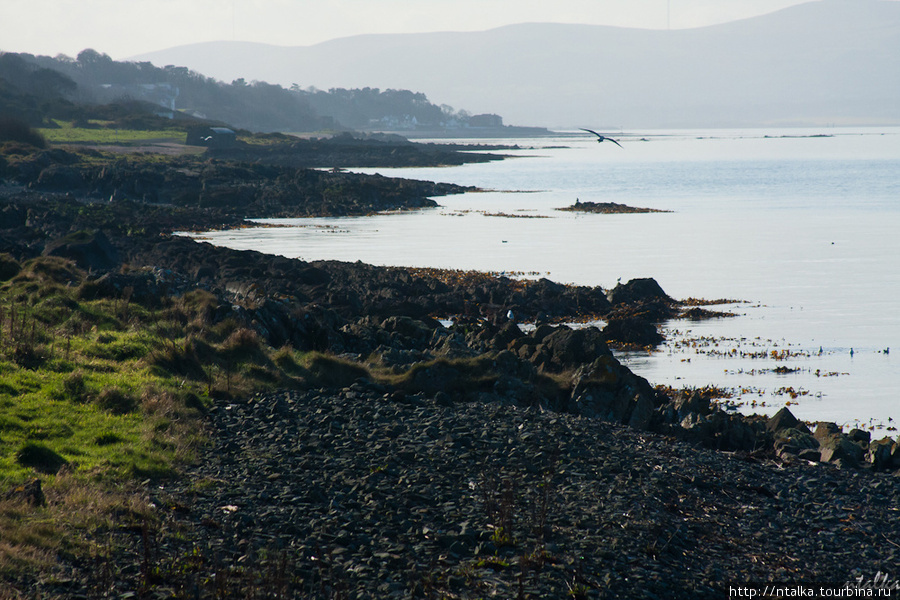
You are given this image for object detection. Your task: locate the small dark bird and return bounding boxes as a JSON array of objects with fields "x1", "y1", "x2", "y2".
[{"x1": 581, "y1": 128, "x2": 623, "y2": 148}]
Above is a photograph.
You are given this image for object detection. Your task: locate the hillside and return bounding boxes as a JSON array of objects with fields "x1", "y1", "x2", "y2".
[
  {"x1": 1, "y1": 50, "x2": 528, "y2": 135},
  {"x1": 132, "y1": 0, "x2": 900, "y2": 128}
]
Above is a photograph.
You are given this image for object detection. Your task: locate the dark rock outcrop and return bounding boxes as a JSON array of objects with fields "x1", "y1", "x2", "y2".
[
  {"x1": 42, "y1": 229, "x2": 118, "y2": 272},
  {"x1": 602, "y1": 316, "x2": 664, "y2": 347},
  {"x1": 607, "y1": 277, "x2": 671, "y2": 306},
  {"x1": 567, "y1": 354, "x2": 658, "y2": 427}
]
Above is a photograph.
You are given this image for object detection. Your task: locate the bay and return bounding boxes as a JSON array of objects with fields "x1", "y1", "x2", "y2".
[{"x1": 188, "y1": 128, "x2": 900, "y2": 434}]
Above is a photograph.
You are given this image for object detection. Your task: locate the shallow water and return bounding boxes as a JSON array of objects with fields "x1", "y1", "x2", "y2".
[{"x1": 188, "y1": 128, "x2": 900, "y2": 434}]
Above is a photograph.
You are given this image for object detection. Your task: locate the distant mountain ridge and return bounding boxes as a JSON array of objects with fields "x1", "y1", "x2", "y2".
[{"x1": 132, "y1": 0, "x2": 900, "y2": 128}]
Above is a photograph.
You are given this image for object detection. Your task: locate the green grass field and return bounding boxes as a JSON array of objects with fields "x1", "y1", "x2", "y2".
[{"x1": 38, "y1": 120, "x2": 187, "y2": 145}]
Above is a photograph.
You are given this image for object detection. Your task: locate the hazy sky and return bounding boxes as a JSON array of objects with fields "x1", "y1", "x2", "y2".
[{"x1": 0, "y1": 0, "x2": 862, "y2": 59}]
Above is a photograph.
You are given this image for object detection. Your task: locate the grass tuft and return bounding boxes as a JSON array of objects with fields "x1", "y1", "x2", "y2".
[{"x1": 300, "y1": 352, "x2": 370, "y2": 388}]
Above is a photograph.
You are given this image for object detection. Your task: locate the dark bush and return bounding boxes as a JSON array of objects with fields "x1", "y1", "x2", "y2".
[
  {"x1": 0, "y1": 254, "x2": 21, "y2": 281},
  {"x1": 0, "y1": 117, "x2": 47, "y2": 148}
]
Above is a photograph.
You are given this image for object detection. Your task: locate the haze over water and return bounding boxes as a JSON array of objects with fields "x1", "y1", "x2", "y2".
[{"x1": 191, "y1": 128, "x2": 900, "y2": 434}]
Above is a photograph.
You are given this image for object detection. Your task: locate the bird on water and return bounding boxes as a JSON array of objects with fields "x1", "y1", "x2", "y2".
[{"x1": 581, "y1": 128, "x2": 624, "y2": 148}]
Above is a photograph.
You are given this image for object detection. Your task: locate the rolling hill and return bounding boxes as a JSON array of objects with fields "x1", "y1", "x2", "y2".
[{"x1": 132, "y1": 0, "x2": 900, "y2": 128}]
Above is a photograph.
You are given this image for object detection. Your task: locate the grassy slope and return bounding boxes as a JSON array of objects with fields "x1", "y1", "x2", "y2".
[
  {"x1": 0, "y1": 251, "x2": 495, "y2": 584},
  {"x1": 0, "y1": 254, "x2": 325, "y2": 579},
  {"x1": 38, "y1": 120, "x2": 188, "y2": 145}
]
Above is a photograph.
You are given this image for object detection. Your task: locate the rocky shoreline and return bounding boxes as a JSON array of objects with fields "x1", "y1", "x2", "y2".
[
  {"x1": 3, "y1": 141, "x2": 900, "y2": 598},
  {"x1": 29, "y1": 388, "x2": 900, "y2": 598}
]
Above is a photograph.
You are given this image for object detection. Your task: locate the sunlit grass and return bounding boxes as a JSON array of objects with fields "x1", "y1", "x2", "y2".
[
  {"x1": 0, "y1": 253, "x2": 422, "y2": 586},
  {"x1": 38, "y1": 120, "x2": 186, "y2": 145}
]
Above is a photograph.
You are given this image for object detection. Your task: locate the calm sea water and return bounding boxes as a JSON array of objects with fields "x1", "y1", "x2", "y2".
[{"x1": 189, "y1": 128, "x2": 900, "y2": 434}]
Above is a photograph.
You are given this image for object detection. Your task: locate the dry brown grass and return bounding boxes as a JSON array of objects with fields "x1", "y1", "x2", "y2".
[{"x1": 0, "y1": 473, "x2": 154, "y2": 583}]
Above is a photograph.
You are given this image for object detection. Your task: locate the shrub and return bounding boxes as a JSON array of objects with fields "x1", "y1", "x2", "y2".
[
  {"x1": 22, "y1": 256, "x2": 83, "y2": 286},
  {"x1": 222, "y1": 327, "x2": 261, "y2": 352},
  {"x1": 96, "y1": 388, "x2": 137, "y2": 415},
  {"x1": 0, "y1": 254, "x2": 21, "y2": 281},
  {"x1": 0, "y1": 118, "x2": 47, "y2": 149},
  {"x1": 273, "y1": 346, "x2": 302, "y2": 374},
  {"x1": 302, "y1": 352, "x2": 369, "y2": 388},
  {"x1": 61, "y1": 370, "x2": 89, "y2": 403}
]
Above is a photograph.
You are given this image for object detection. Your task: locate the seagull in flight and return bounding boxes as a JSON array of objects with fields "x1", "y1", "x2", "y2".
[{"x1": 581, "y1": 128, "x2": 623, "y2": 148}]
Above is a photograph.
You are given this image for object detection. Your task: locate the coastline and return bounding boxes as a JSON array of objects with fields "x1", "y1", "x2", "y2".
[{"x1": 2, "y1": 138, "x2": 900, "y2": 597}]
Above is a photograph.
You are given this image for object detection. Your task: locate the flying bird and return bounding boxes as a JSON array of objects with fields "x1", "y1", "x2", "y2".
[{"x1": 581, "y1": 128, "x2": 623, "y2": 148}]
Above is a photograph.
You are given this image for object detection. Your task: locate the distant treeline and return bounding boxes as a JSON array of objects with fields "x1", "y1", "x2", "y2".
[{"x1": 0, "y1": 49, "x2": 495, "y2": 133}]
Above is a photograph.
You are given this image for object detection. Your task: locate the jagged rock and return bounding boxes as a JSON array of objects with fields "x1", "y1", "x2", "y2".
[
  {"x1": 380, "y1": 316, "x2": 440, "y2": 342},
  {"x1": 766, "y1": 407, "x2": 811, "y2": 434},
  {"x1": 675, "y1": 392, "x2": 712, "y2": 421},
  {"x1": 813, "y1": 422, "x2": 842, "y2": 443},
  {"x1": 607, "y1": 277, "x2": 671, "y2": 305},
  {"x1": 569, "y1": 354, "x2": 657, "y2": 425},
  {"x1": 773, "y1": 429, "x2": 820, "y2": 461},
  {"x1": 848, "y1": 428, "x2": 871, "y2": 445},
  {"x1": 602, "y1": 316, "x2": 663, "y2": 346},
  {"x1": 78, "y1": 270, "x2": 165, "y2": 305},
  {"x1": 813, "y1": 422, "x2": 866, "y2": 466},
  {"x1": 677, "y1": 410, "x2": 761, "y2": 451},
  {"x1": 531, "y1": 325, "x2": 612, "y2": 372},
  {"x1": 819, "y1": 434, "x2": 866, "y2": 467},
  {"x1": 867, "y1": 438, "x2": 898, "y2": 471},
  {"x1": 33, "y1": 164, "x2": 85, "y2": 191},
  {"x1": 489, "y1": 321, "x2": 525, "y2": 351},
  {"x1": 628, "y1": 393, "x2": 656, "y2": 430}
]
